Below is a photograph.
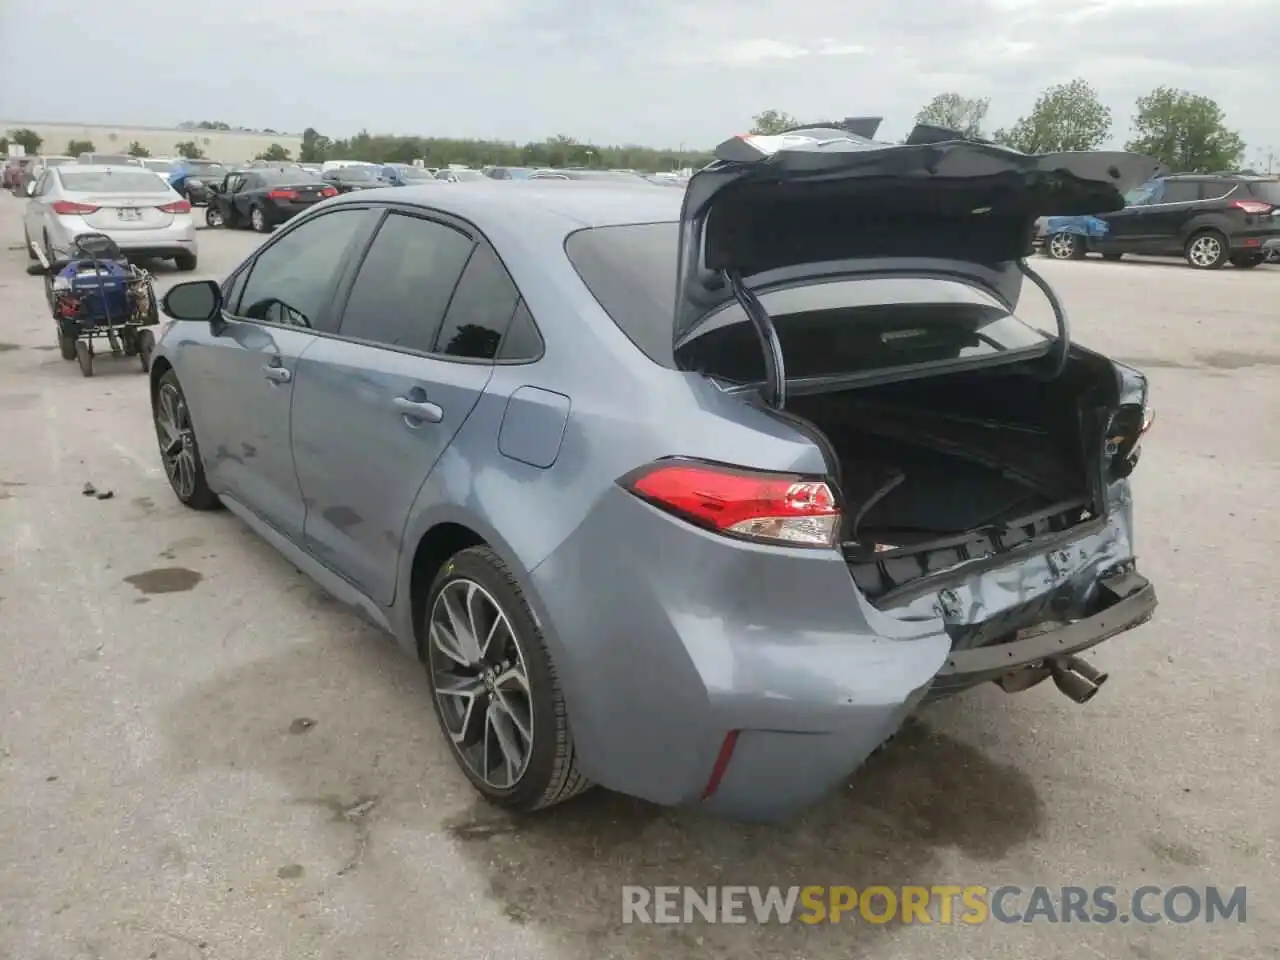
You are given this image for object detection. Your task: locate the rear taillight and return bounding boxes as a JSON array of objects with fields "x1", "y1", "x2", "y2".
[
  {"x1": 51, "y1": 200, "x2": 99, "y2": 215},
  {"x1": 1106, "y1": 403, "x2": 1154, "y2": 480},
  {"x1": 158, "y1": 199, "x2": 191, "y2": 213},
  {"x1": 320, "y1": 186, "x2": 338, "y2": 197},
  {"x1": 1231, "y1": 199, "x2": 1273, "y2": 215},
  {"x1": 268, "y1": 189, "x2": 298, "y2": 200},
  {"x1": 621, "y1": 460, "x2": 841, "y2": 547}
]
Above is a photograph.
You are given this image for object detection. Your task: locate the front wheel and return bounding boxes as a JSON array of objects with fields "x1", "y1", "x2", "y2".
[
  {"x1": 423, "y1": 546, "x2": 591, "y2": 811},
  {"x1": 173, "y1": 252, "x2": 198, "y2": 272},
  {"x1": 1046, "y1": 233, "x2": 1085, "y2": 260},
  {"x1": 1185, "y1": 230, "x2": 1228, "y2": 269},
  {"x1": 153, "y1": 370, "x2": 220, "y2": 510},
  {"x1": 250, "y1": 207, "x2": 270, "y2": 233}
]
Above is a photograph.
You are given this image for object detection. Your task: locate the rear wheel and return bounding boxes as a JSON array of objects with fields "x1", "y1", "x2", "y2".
[
  {"x1": 423, "y1": 546, "x2": 591, "y2": 811},
  {"x1": 75, "y1": 340, "x2": 93, "y2": 377},
  {"x1": 250, "y1": 207, "x2": 270, "y2": 233},
  {"x1": 174, "y1": 252, "x2": 198, "y2": 272},
  {"x1": 1229, "y1": 254, "x2": 1263, "y2": 269},
  {"x1": 1185, "y1": 230, "x2": 1228, "y2": 269},
  {"x1": 205, "y1": 205, "x2": 224, "y2": 228},
  {"x1": 1046, "y1": 233, "x2": 1085, "y2": 260},
  {"x1": 57, "y1": 331, "x2": 76, "y2": 361},
  {"x1": 153, "y1": 370, "x2": 220, "y2": 510}
]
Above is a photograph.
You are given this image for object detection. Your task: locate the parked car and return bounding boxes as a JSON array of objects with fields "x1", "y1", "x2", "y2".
[
  {"x1": 528, "y1": 168, "x2": 650, "y2": 184},
  {"x1": 434, "y1": 168, "x2": 486, "y2": 182},
  {"x1": 149, "y1": 132, "x2": 1159, "y2": 822},
  {"x1": 23, "y1": 164, "x2": 197, "y2": 269},
  {"x1": 378, "y1": 163, "x2": 444, "y2": 187},
  {"x1": 1041, "y1": 174, "x2": 1280, "y2": 269},
  {"x1": 4, "y1": 155, "x2": 35, "y2": 191},
  {"x1": 168, "y1": 159, "x2": 230, "y2": 206},
  {"x1": 15, "y1": 155, "x2": 74, "y2": 192},
  {"x1": 204, "y1": 167, "x2": 337, "y2": 232},
  {"x1": 320, "y1": 166, "x2": 389, "y2": 192},
  {"x1": 76, "y1": 153, "x2": 143, "y2": 166},
  {"x1": 485, "y1": 166, "x2": 534, "y2": 180}
]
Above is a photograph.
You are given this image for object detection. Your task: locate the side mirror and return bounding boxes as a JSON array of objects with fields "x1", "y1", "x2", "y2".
[
  {"x1": 162, "y1": 280, "x2": 222, "y2": 323},
  {"x1": 25, "y1": 181, "x2": 36, "y2": 196}
]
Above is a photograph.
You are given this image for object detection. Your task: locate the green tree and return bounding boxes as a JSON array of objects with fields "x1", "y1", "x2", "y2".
[
  {"x1": 299, "y1": 127, "x2": 331, "y2": 163},
  {"x1": 914, "y1": 93, "x2": 989, "y2": 137},
  {"x1": 993, "y1": 78, "x2": 1111, "y2": 154},
  {"x1": 193, "y1": 121, "x2": 231, "y2": 130},
  {"x1": 255, "y1": 143, "x2": 292, "y2": 162},
  {"x1": 0, "y1": 136, "x2": 8, "y2": 154},
  {"x1": 1124, "y1": 87, "x2": 1245, "y2": 173},
  {"x1": 127, "y1": 141, "x2": 151, "y2": 158},
  {"x1": 66, "y1": 139, "x2": 95, "y2": 156},
  {"x1": 174, "y1": 140, "x2": 206, "y2": 159},
  {"x1": 750, "y1": 110, "x2": 801, "y2": 135},
  {"x1": 7, "y1": 128, "x2": 43, "y2": 153}
]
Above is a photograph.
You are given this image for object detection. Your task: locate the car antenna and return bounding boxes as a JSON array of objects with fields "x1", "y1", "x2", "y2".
[
  {"x1": 1017, "y1": 259, "x2": 1071, "y2": 380},
  {"x1": 726, "y1": 269, "x2": 786, "y2": 409}
]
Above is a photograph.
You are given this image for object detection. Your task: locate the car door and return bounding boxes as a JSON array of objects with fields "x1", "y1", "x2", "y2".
[
  {"x1": 1139, "y1": 179, "x2": 1202, "y2": 253},
  {"x1": 232, "y1": 174, "x2": 262, "y2": 220},
  {"x1": 289, "y1": 209, "x2": 512, "y2": 605},
  {"x1": 182, "y1": 207, "x2": 381, "y2": 541},
  {"x1": 23, "y1": 172, "x2": 51, "y2": 245},
  {"x1": 1096, "y1": 181, "x2": 1161, "y2": 251}
]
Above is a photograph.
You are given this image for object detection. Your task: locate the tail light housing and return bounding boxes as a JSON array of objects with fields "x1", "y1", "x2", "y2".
[
  {"x1": 621, "y1": 459, "x2": 841, "y2": 547},
  {"x1": 268, "y1": 189, "x2": 299, "y2": 200},
  {"x1": 320, "y1": 186, "x2": 338, "y2": 198},
  {"x1": 1106, "y1": 402, "x2": 1154, "y2": 480},
  {"x1": 158, "y1": 199, "x2": 191, "y2": 213},
  {"x1": 51, "y1": 200, "x2": 99, "y2": 216},
  {"x1": 1231, "y1": 199, "x2": 1273, "y2": 215}
]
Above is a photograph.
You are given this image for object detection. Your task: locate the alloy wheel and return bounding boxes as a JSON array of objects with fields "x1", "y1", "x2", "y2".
[
  {"x1": 251, "y1": 208, "x2": 265, "y2": 232},
  {"x1": 155, "y1": 382, "x2": 198, "y2": 500},
  {"x1": 428, "y1": 578, "x2": 534, "y2": 790},
  {"x1": 206, "y1": 207, "x2": 223, "y2": 228},
  {"x1": 1187, "y1": 235, "x2": 1222, "y2": 268},
  {"x1": 1048, "y1": 234, "x2": 1077, "y2": 260}
]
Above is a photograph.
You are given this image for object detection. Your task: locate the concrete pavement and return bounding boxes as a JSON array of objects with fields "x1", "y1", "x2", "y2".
[{"x1": 0, "y1": 195, "x2": 1275, "y2": 960}]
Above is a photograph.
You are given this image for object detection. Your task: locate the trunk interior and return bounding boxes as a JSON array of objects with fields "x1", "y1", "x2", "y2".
[{"x1": 786, "y1": 357, "x2": 1115, "y2": 605}]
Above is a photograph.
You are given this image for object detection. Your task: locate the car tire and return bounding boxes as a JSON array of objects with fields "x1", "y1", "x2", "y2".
[
  {"x1": 1185, "y1": 230, "x2": 1229, "y2": 270},
  {"x1": 174, "y1": 252, "x2": 198, "y2": 272},
  {"x1": 1101, "y1": 252, "x2": 1123, "y2": 261},
  {"x1": 1229, "y1": 254, "x2": 1263, "y2": 269},
  {"x1": 250, "y1": 207, "x2": 270, "y2": 233},
  {"x1": 422, "y1": 545, "x2": 591, "y2": 812},
  {"x1": 205, "y1": 206, "x2": 224, "y2": 228},
  {"x1": 152, "y1": 369, "x2": 221, "y2": 510},
  {"x1": 1046, "y1": 233, "x2": 1085, "y2": 260}
]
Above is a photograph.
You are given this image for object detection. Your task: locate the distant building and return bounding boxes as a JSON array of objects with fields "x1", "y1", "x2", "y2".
[{"x1": 0, "y1": 120, "x2": 303, "y2": 163}]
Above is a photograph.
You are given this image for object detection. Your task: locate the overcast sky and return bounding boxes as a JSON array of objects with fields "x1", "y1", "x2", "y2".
[{"x1": 2, "y1": 0, "x2": 1276, "y2": 164}]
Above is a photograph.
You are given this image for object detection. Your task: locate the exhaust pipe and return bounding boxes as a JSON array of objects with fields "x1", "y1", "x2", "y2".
[{"x1": 1049, "y1": 654, "x2": 1108, "y2": 703}]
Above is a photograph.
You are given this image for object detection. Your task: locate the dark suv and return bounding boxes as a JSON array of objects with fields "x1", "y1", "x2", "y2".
[{"x1": 1042, "y1": 174, "x2": 1280, "y2": 269}]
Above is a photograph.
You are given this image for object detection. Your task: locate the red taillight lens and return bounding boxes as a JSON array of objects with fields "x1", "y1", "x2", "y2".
[
  {"x1": 267, "y1": 189, "x2": 298, "y2": 200},
  {"x1": 1231, "y1": 199, "x2": 1273, "y2": 215},
  {"x1": 51, "y1": 200, "x2": 99, "y2": 215},
  {"x1": 622, "y1": 460, "x2": 841, "y2": 547},
  {"x1": 158, "y1": 199, "x2": 191, "y2": 213},
  {"x1": 320, "y1": 186, "x2": 337, "y2": 197}
]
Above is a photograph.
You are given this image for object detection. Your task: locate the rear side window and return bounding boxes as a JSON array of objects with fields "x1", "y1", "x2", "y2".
[
  {"x1": 434, "y1": 245, "x2": 520, "y2": 360},
  {"x1": 1202, "y1": 181, "x2": 1236, "y2": 201},
  {"x1": 1159, "y1": 181, "x2": 1200, "y2": 203},
  {"x1": 1244, "y1": 181, "x2": 1280, "y2": 204},
  {"x1": 337, "y1": 212, "x2": 475, "y2": 352},
  {"x1": 680, "y1": 279, "x2": 1049, "y2": 384}
]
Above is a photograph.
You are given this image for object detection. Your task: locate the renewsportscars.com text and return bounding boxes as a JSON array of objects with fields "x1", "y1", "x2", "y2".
[{"x1": 621, "y1": 885, "x2": 1247, "y2": 925}]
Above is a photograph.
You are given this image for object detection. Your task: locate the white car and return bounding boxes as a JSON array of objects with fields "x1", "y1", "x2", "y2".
[{"x1": 24, "y1": 164, "x2": 198, "y2": 271}]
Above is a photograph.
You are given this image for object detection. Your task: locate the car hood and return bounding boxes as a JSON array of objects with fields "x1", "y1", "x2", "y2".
[{"x1": 673, "y1": 127, "x2": 1163, "y2": 344}]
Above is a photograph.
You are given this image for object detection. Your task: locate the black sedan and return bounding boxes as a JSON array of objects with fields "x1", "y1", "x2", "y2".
[
  {"x1": 204, "y1": 168, "x2": 338, "y2": 233},
  {"x1": 320, "y1": 166, "x2": 387, "y2": 193}
]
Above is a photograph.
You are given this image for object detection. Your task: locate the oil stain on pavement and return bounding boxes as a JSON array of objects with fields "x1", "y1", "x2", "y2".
[{"x1": 123, "y1": 567, "x2": 203, "y2": 594}]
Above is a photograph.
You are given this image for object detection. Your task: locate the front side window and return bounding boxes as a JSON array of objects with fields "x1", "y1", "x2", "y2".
[
  {"x1": 237, "y1": 209, "x2": 376, "y2": 332},
  {"x1": 337, "y1": 212, "x2": 476, "y2": 352}
]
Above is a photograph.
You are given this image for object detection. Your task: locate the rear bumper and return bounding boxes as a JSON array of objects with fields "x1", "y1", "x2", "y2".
[
  {"x1": 48, "y1": 221, "x2": 197, "y2": 260},
  {"x1": 530, "y1": 481, "x2": 1154, "y2": 821}
]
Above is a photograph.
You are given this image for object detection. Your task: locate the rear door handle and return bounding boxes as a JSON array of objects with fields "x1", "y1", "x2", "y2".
[
  {"x1": 393, "y1": 396, "x2": 444, "y2": 424},
  {"x1": 262, "y1": 364, "x2": 291, "y2": 384}
]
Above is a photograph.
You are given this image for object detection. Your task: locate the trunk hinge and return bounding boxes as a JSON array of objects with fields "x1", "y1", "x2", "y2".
[
  {"x1": 726, "y1": 269, "x2": 786, "y2": 409},
  {"x1": 1017, "y1": 259, "x2": 1071, "y2": 380}
]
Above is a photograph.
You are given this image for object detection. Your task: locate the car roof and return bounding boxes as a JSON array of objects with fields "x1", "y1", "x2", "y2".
[{"x1": 327, "y1": 181, "x2": 682, "y2": 235}]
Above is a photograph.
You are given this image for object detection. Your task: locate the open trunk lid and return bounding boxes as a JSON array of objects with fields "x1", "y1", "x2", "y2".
[{"x1": 673, "y1": 126, "x2": 1164, "y2": 346}]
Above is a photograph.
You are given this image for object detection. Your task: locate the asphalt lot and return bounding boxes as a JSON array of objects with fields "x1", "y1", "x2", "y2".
[{"x1": 0, "y1": 195, "x2": 1276, "y2": 960}]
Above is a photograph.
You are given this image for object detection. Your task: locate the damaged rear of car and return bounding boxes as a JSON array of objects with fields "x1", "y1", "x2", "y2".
[{"x1": 546, "y1": 123, "x2": 1159, "y2": 820}]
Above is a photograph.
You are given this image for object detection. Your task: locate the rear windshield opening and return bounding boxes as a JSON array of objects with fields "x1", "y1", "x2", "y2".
[
  {"x1": 60, "y1": 170, "x2": 170, "y2": 193},
  {"x1": 563, "y1": 222, "x2": 1049, "y2": 380},
  {"x1": 1245, "y1": 181, "x2": 1280, "y2": 204}
]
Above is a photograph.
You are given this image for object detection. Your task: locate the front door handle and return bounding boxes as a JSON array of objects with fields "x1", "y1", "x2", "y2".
[
  {"x1": 262, "y1": 364, "x2": 291, "y2": 384},
  {"x1": 393, "y1": 396, "x2": 444, "y2": 424}
]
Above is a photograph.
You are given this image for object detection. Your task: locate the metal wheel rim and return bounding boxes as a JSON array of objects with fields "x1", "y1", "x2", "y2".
[
  {"x1": 251, "y1": 209, "x2": 264, "y2": 230},
  {"x1": 428, "y1": 578, "x2": 534, "y2": 789},
  {"x1": 207, "y1": 208, "x2": 223, "y2": 227},
  {"x1": 1189, "y1": 236, "x2": 1221, "y2": 267},
  {"x1": 155, "y1": 382, "x2": 198, "y2": 499},
  {"x1": 1049, "y1": 234, "x2": 1075, "y2": 259}
]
